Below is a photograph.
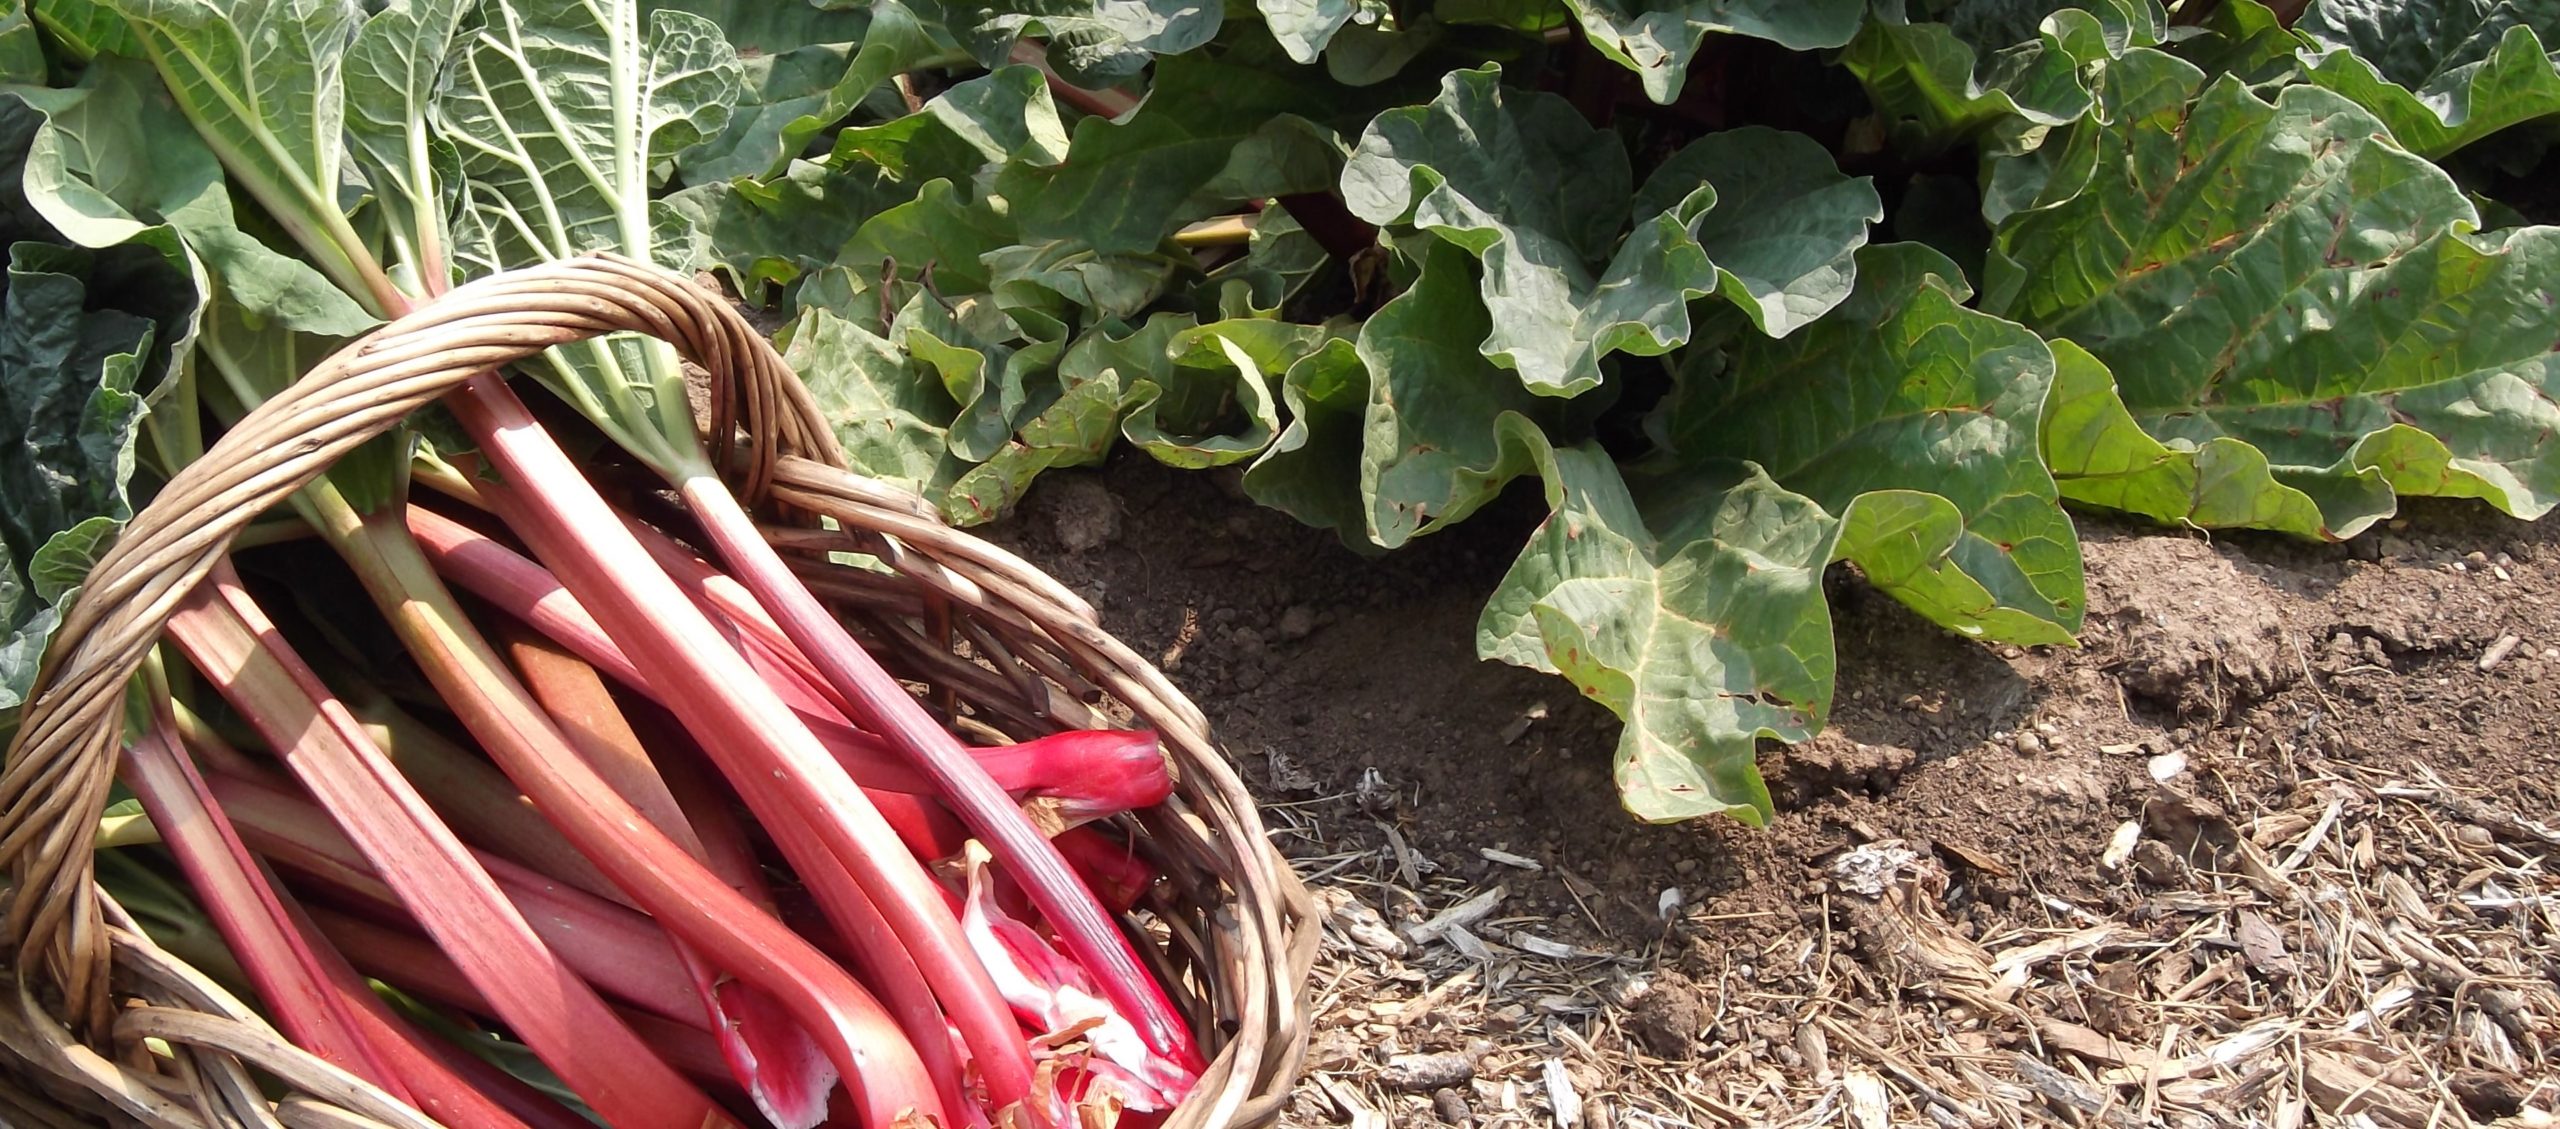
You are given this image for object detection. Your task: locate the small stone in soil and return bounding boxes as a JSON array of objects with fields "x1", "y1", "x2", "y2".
[
  {"x1": 2130, "y1": 839, "x2": 2182, "y2": 887},
  {"x1": 1433, "y1": 1088, "x2": 1473, "y2": 1125},
  {"x1": 1278, "y1": 604, "x2": 1317, "y2": 640},
  {"x1": 1624, "y1": 970, "x2": 1707, "y2": 1058},
  {"x1": 1048, "y1": 476, "x2": 1121, "y2": 553},
  {"x1": 2013, "y1": 731, "x2": 2045, "y2": 754}
]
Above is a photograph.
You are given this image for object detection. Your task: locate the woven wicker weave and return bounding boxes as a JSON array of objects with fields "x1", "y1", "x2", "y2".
[{"x1": 0, "y1": 256, "x2": 1318, "y2": 1129}]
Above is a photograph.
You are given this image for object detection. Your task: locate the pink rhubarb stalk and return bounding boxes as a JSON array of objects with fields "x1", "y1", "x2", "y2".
[
  {"x1": 295, "y1": 489, "x2": 947, "y2": 1129},
  {"x1": 441, "y1": 377, "x2": 1039, "y2": 1115},
  {"x1": 160, "y1": 567, "x2": 733, "y2": 1129}
]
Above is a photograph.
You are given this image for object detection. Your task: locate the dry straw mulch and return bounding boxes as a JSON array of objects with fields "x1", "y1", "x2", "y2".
[{"x1": 1275, "y1": 740, "x2": 2560, "y2": 1129}]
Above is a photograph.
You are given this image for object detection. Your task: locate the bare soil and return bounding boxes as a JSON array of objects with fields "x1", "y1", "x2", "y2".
[{"x1": 994, "y1": 456, "x2": 2560, "y2": 1129}]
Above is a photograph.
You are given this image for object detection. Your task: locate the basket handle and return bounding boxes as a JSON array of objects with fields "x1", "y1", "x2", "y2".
[{"x1": 0, "y1": 255, "x2": 801, "y2": 1030}]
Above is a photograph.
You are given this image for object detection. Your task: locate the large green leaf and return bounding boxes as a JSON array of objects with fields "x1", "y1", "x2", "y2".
[
  {"x1": 655, "y1": 0, "x2": 878, "y2": 180},
  {"x1": 1119, "y1": 319, "x2": 1328, "y2": 468},
  {"x1": 1843, "y1": 4, "x2": 2160, "y2": 156},
  {"x1": 1477, "y1": 447, "x2": 1831, "y2": 823},
  {"x1": 34, "y1": 0, "x2": 141, "y2": 62},
  {"x1": 1655, "y1": 243, "x2": 2081, "y2": 644},
  {"x1": 1242, "y1": 237, "x2": 1550, "y2": 549},
  {"x1": 2296, "y1": 1, "x2": 2560, "y2": 157},
  {"x1": 997, "y1": 53, "x2": 1339, "y2": 256},
  {"x1": 442, "y1": 0, "x2": 743, "y2": 476},
  {"x1": 1992, "y1": 49, "x2": 2560, "y2": 537},
  {"x1": 1261, "y1": 0, "x2": 1359, "y2": 62},
  {"x1": 658, "y1": 160, "x2": 906, "y2": 295},
  {"x1": 1561, "y1": 0, "x2": 1864, "y2": 103},
  {"x1": 1634, "y1": 126, "x2": 1881, "y2": 338},
  {"x1": 928, "y1": 0, "x2": 1223, "y2": 84},
  {"x1": 14, "y1": 60, "x2": 365, "y2": 341},
  {"x1": 782, "y1": 304, "x2": 963, "y2": 499},
  {"x1": 830, "y1": 64, "x2": 1068, "y2": 187},
  {"x1": 104, "y1": 0, "x2": 383, "y2": 303},
  {"x1": 0, "y1": 9, "x2": 48, "y2": 83},
  {"x1": 2038, "y1": 337, "x2": 2334, "y2": 536},
  {"x1": 345, "y1": 0, "x2": 470, "y2": 284},
  {"x1": 444, "y1": 0, "x2": 743, "y2": 266},
  {"x1": 938, "y1": 317, "x2": 1155, "y2": 523},
  {"x1": 1479, "y1": 243, "x2": 2078, "y2": 823},
  {"x1": 0, "y1": 96, "x2": 201, "y2": 718},
  {"x1": 0, "y1": 249, "x2": 158, "y2": 714},
  {"x1": 1342, "y1": 66, "x2": 1714, "y2": 396},
  {"x1": 827, "y1": 178, "x2": 1012, "y2": 304}
]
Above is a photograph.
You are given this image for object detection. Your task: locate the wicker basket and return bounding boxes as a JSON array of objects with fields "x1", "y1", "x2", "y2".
[{"x1": 0, "y1": 256, "x2": 1318, "y2": 1129}]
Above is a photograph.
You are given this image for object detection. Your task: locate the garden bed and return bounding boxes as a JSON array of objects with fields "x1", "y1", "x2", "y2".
[{"x1": 1004, "y1": 458, "x2": 2560, "y2": 1128}]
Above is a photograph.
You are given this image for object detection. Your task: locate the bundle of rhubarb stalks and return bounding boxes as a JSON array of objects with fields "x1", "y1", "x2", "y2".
[{"x1": 0, "y1": 4, "x2": 1301, "y2": 1127}]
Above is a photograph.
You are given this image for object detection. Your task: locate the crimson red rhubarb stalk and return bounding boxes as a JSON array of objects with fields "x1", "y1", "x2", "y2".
[
  {"x1": 679, "y1": 479, "x2": 1204, "y2": 1076},
  {"x1": 160, "y1": 564, "x2": 735, "y2": 1129},
  {"x1": 297, "y1": 482, "x2": 948, "y2": 1129},
  {"x1": 441, "y1": 377, "x2": 1040, "y2": 1114}
]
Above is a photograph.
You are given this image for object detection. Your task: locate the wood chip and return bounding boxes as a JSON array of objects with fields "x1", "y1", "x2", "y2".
[
  {"x1": 1317, "y1": 887, "x2": 1408, "y2": 956},
  {"x1": 2234, "y1": 911, "x2": 2295, "y2": 978},
  {"x1": 1842, "y1": 1070, "x2": 1890, "y2": 1129},
  {"x1": 1478, "y1": 847, "x2": 1542, "y2": 871},
  {"x1": 1315, "y1": 1074, "x2": 1387, "y2": 1129},
  {"x1": 1504, "y1": 932, "x2": 1586, "y2": 960},
  {"x1": 2034, "y1": 1017, "x2": 2154, "y2": 1069},
  {"x1": 2302, "y1": 1051, "x2": 2432, "y2": 1129},
  {"x1": 1937, "y1": 838, "x2": 2013, "y2": 878},
  {"x1": 1407, "y1": 886, "x2": 1507, "y2": 946},
  {"x1": 1542, "y1": 1058, "x2": 1581, "y2": 1129},
  {"x1": 1444, "y1": 923, "x2": 1497, "y2": 963},
  {"x1": 1382, "y1": 1052, "x2": 1476, "y2": 1093},
  {"x1": 2480, "y1": 633, "x2": 2522, "y2": 671}
]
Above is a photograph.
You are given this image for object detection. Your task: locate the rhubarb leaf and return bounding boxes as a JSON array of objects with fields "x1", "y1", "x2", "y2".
[
  {"x1": 0, "y1": 10, "x2": 45, "y2": 83},
  {"x1": 1991, "y1": 49, "x2": 2560, "y2": 537},
  {"x1": 660, "y1": 0, "x2": 876, "y2": 180},
  {"x1": 1562, "y1": 0, "x2": 1864, "y2": 103},
  {"x1": 929, "y1": 0, "x2": 1222, "y2": 84},
  {"x1": 1119, "y1": 320, "x2": 1327, "y2": 468},
  {"x1": 1342, "y1": 66, "x2": 1714, "y2": 396},
  {"x1": 1239, "y1": 339, "x2": 1369, "y2": 541},
  {"x1": 2296, "y1": 0, "x2": 2560, "y2": 158},
  {"x1": 658, "y1": 160, "x2": 905, "y2": 296},
  {"x1": 1655, "y1": 242, "x2": 2081, "y2": 644},
  {"x1": 1635, "y1": 126, "x2": 1881, "y2": 338},
  {"x1": 999, "y1": 53, "x2": 1338, "y2": 256},
  {"x1": 1242, "y1": 238, "x2": 1551, "y2": 549},
  {"x1": 444, "y1": 0, "x2": 743, "y2": 268},
  {"x1": 783, "y1": 305, "x2": 963, "y2": 501},
  {"x1": 2038, "y1": 337, "x2": 2335, "y2": 536},
  {"x1": 443, "y1": 0, "x2": 743, "y2": 476},
  {"x1": 1262, "y1": 0, "x2": 1359, "y2": 62},
  {"x1": 1476, "y1": 447, "x2": 1828, "y2": 823},
  {"x1": 1843, "y1": 4, "x2": 2160, "y2": 155},
  {"x1": 32, "y1": 0, "x2": 140, "y2": 62},
  {"x1": 762, "y1": 0, "x2": 957, "y2": 180},
  {"x1": 829, "y1": 65, "x2": 1068, "y2": 186},
  {"x1": 940, "y1": 317, "x2": 1172, "y2": 523},
  {"x1": 102, "y1": 0, "x2": 380, "y2": 304},
  {"x1": 16, "y1": 58, "x2": 372, "y2": 340},
  {"x1": 0, "y1": 83, "x2": 201, "y2": 714},
  {"x1": 830, "y1": 179, "x2": 1015, "y2": 311},
  {"x1": 345, "y1": 0, "x2": 470, "y2": 284}
]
